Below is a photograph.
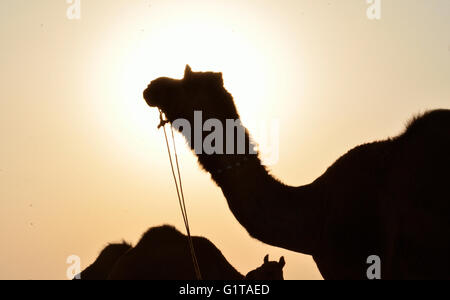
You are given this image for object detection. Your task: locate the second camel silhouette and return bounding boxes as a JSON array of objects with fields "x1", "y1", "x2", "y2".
[
  {"x1": 108, "y1": 226, "x2": 285, "y2": 280},
  {"x1": 78, "y1": 226, "x2": 286, "y2": 280}
]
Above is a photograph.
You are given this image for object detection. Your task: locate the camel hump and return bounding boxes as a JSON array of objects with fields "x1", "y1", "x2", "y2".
[
  {"x1": 403, "y1": 109, "x2": 450, "y2": 138},
  {"x1": 138, "y1": 225, "x2": 218, "y2": 253},
  {"x1": 138, "y1": 225, "x2": 185, "y2": 245}
]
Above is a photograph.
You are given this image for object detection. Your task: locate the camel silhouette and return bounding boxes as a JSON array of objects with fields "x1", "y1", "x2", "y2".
[
  {"x1": 76, "y1": 242, "x2": 132, "y2": 280},
  {"x1": 107, "y1": 226, "x2": 285, "y2": 280},
  {"x1": 143, "y1": 65, "x2": 450, "y2": 279}
]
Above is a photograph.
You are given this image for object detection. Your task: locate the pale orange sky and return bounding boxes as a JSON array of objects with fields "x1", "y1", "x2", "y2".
[{"x1": 0, "y1": 0, "x2": 449, "y2": 280}]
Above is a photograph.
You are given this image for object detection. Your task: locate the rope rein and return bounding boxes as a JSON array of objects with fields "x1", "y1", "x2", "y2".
[{"x1": 158, "y1": 109, "x2": 202, "y2": 280}]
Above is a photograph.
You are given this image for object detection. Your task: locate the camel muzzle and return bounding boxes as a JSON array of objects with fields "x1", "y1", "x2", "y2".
[{"x1": 143, "y1": 85, "x2": 157, "y2": 108}]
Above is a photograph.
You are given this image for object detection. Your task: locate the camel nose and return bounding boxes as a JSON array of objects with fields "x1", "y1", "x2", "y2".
[{"x1": 143, "y1": 85, "x2": 156, "y2": 107}]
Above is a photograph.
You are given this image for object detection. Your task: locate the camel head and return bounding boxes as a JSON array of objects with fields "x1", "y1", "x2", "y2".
[
  {"x1": 244, "y1": 255, "x2": 286, "y2": 280},
  {"x1": 143, "y1": 65, "x2": 240, "y2": 127}
]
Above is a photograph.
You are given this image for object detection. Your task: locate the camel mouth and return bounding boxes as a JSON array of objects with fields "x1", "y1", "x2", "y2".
[
  {"x1": 143, "y1": 77, "x2": 180, "y2": 110},
  {"x1": 143, "y1": 85, "x2": 157, "y2": 108}
]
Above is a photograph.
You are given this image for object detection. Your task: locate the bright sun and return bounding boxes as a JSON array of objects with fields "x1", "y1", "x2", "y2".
[
  {"x1": 119, "y1": 19, "x2": 271, "y2": 120},
  {"x1": 88, "y1": 3, "x2": 294, "y2": 166}
]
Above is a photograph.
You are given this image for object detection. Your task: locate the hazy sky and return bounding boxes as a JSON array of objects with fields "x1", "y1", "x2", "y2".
[{"x1": 0, "y1": 0, "x2": 449, "y2": 279}]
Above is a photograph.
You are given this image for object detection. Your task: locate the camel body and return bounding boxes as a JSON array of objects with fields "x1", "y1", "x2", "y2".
[
  {"x1": 108, "y1": 226, "x2": 245, "y2": 280},
  {"x1": 311, "y1": 110, "x2": 450, "y2": 279},
  {"x1": 143, "y1": 66, "x2": 450, "y2": 279}
]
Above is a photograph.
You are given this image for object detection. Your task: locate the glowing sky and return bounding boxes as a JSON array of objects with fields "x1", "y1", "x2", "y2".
[{"x1": 0, "y1": 0, "x2": 449, "y2": 279}]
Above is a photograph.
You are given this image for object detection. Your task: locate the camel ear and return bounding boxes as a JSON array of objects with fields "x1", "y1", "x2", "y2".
[
  {"x1": 264, "y1": 254, "x2": 269, "y2": 264},
  {"x1": 279, "y1": 256, "x2": 285, "y2": 268},
  {"x1": 184, "y1": 65, "x2": 193, "y2": 79}
]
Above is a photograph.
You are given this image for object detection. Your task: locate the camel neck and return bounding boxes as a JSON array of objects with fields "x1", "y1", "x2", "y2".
[{"x1": 195, "y1": 141, "x2": 324, "y2": 255}]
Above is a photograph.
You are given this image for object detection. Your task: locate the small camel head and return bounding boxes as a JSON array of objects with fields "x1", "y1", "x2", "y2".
[
  {"x1": 143, "y1": 65, "x2": 239, "y2": 126},
  {"x1": 245, "y1": 255, "x2": 286, "y2": 280},
  {"x1": 76, "y1": 242, "x2": 132, "y2": 280}
]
